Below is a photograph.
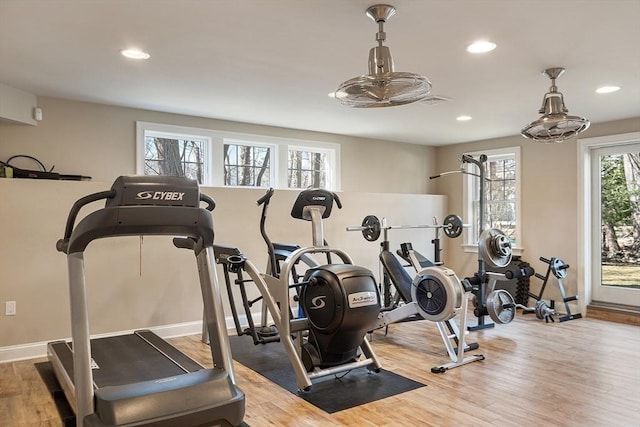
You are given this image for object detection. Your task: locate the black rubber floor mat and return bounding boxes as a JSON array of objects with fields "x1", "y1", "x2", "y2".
[{"x1": 229, "y1": 335, "x2": 425, "y2": 413}]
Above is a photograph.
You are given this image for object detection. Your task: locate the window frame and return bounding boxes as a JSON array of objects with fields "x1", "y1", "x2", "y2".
[
  {"x1": 462, "y1": 146, "x2": 522, "y2": 255},
  {"x1": 285, "y1": 144, "x2": 338, "y2": 190},
  {"x1": 136, "y1": 121, "x2": 341, "y2": 190},
  {"x1": 222, "y1": 138, "x2": 277, "y2": 188},
  {"x1": 136, "y1": 122, "x2": 214, "y2": 185}
]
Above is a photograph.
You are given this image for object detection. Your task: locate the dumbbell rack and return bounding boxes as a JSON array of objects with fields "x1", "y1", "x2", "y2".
[{"x1": 529, "y1": 256, "x2": 582, "y2": 322}]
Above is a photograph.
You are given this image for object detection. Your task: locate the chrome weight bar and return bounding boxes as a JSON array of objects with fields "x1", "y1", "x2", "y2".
[{"x1": 346, "y1": 214, "x2": 469, "y2": 242}]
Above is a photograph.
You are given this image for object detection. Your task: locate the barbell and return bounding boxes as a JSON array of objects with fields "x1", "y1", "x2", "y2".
[{"x1": 347, "y1": 214, "x2": 468, "y2": 242}]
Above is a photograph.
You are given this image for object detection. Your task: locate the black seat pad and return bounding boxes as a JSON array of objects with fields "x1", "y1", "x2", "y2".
[{"x1": 379, "y1": 251, "x2": 414, "y2": 303}]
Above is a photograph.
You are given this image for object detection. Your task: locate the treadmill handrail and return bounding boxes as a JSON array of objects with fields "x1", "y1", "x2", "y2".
[
  {"x1": 200, "y1": 193, "x2": 216, "y2": 211},
  {"x1": 57, "y1": 190, "x2": 117, "y2": 253}
]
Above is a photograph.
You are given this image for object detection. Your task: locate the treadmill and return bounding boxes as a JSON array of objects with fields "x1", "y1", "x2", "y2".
[{"x1": 48, "y1": 176, "x2": 245, "y2": 427}]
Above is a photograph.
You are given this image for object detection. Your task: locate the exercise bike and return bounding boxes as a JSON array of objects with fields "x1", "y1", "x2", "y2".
[{"x1": 220, "y1": 188, "x2": 382, "y2": 391}]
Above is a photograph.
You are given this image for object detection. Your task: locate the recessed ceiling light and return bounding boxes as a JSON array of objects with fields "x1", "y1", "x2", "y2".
[
  {"x1": 466, "y1": 40, "x2": 496, "y2": 54},
  {"x1": 328, "y1": 91, "x2": 348, "y2": 99},
  {"x1": 595, "y1": 86, "x2": 620, "y2": 94},
  {"x1": 457, "y1": 115, "x2": 472, "y2": 121},
  {"x1": 120, "y1": 48, "x2": 150, "y2": 60}
]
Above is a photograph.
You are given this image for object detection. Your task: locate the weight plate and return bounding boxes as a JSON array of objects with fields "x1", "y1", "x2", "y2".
[
  {"x1": 551, "y1": 258, "x2": 568, "y2": 279},
  {"x1": 486, "y1": 289, "x2": 516, "y2": 324},
  {"x1": 442, "y1": 214, "x2": 464, "y2": 238},
  {"x1": 361, "y1": 215, "x2": 381, "y2": 242},
  {"x1": 478, "y1": 228, "x2": 512, "y2": 268},
  {"x1": 534, "y1": 300, "x2": 549, "y2": 320},
  {"x1": 411, "y1": 266, "x2": 462, "y2": 322}
]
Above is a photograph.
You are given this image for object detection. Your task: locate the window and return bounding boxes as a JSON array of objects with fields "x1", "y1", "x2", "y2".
[
  {"x1": 136, "y1": 122, "x2": 340, "y2": 190},
  {"x1": 143, "y1": 132, "x2": 209, "y2": 184},
  {"x1": 463, "y1": 147, "x2": 521, "y2": 254},
  {"x1": 287, "y1": 147, "x2": 336, "y2": 189},
  {"x1": 224, "y1": 141, "x2": 272, "y2": 187}
]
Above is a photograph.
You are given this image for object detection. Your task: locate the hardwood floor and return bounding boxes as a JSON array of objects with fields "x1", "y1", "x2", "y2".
[
  {"x1": 2, "y1": 313, "x2": 639, "y2": 426},
  {"x1": 587, "y1": 302, "x2": 640, "y2": 326}
]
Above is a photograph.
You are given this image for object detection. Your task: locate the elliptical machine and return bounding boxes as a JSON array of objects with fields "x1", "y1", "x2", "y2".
[{"x1": 227, "y1": 188, "x2": 382, "y2": 391}]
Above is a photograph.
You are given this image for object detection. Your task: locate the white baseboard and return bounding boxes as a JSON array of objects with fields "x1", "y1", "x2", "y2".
[{"x1": 0, "y1": 312, "x2": 267, "y2": 363}]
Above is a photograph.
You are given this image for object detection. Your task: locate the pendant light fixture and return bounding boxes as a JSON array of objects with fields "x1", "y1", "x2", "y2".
[
  {"x1": 521, "y1": 67, "x2": 590, "y2": 143},
  {"x1": 334, "y1": 4, "x2": 432, "y2": 108}
]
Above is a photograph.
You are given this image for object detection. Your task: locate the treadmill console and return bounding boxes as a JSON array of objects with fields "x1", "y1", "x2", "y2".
[{"x1": 106, "y1": 175, "x2": 201, "y2": 208}]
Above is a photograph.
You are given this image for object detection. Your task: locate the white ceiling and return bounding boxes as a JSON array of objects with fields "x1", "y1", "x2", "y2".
[{"x1": 1, "y1": 0, "x2": 639, "y2": 146}]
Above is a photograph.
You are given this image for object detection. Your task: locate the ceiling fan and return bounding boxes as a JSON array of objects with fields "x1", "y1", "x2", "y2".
[
  {"x1": 334, "y1": 4, "x2": 432, "y2": 108},
  {"x1": 521, "y1": 67, "x2": 590, "y2": 142}
]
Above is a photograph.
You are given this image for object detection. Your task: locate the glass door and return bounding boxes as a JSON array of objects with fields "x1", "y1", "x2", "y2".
[{"x1": 590, "y1": 143, "x2": 640, "y2": 305}]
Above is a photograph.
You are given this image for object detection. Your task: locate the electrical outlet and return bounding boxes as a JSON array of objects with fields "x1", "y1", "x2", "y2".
[{"x1": 5, "y1": 301, "x2": 16, "y2": 316}]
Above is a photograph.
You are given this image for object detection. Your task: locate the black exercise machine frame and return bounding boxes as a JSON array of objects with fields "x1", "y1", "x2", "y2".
[{"x1": 212, "y1": 188, "x2": 383, "y2": 391}]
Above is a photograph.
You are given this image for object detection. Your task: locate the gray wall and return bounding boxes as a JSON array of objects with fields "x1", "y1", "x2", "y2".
[
  {"x1": 434, "y1": 117, "x2": 640, "y2": 306},
  {"x1": 1, "y1": 96, "x2": 638, "y2": 356},
  {"x1": 0, "y1": 97, "x2": 436, "y2": 194},
  {"x1": 0, "y1": 97, "x2": 445, "y2": 352}
]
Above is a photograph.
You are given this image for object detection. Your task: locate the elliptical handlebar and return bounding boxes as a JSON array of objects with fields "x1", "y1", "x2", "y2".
[
  {"x1": 257, "y1": 188, "x2": 278, "y2": 277},
  {"x1": 256, "y1": 187, "x2": 275, "y2": 206}
]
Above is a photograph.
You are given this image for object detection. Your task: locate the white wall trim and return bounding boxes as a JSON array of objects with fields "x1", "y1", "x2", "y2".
[{"x1": 0, "y1": 312, "x2": 267, "y2": 363}]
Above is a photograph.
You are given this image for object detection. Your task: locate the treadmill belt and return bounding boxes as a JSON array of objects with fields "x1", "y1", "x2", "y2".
[
  {"x1": 54, "y1": 331, "x2": 204, "y2": 388},
  {"x1": 91, "y1": 332, "x2": 204, "y2": 387}
]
